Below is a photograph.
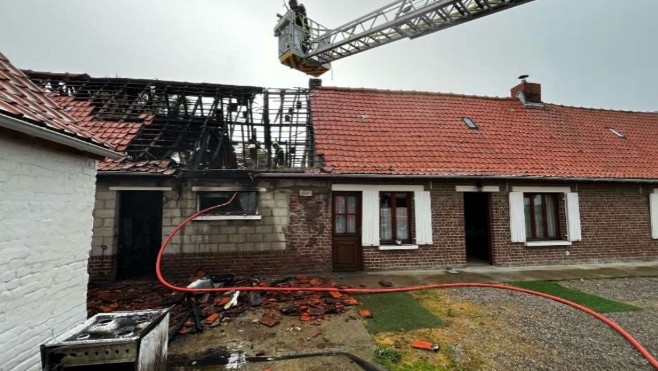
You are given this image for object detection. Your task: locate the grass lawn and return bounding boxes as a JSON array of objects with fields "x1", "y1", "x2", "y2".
[
  {"x1": 357, "y1": 292, "x2": 444, "y2": 334},
  {"x1": 511, "y1": 280, "x2": 640, "y2": 313}
]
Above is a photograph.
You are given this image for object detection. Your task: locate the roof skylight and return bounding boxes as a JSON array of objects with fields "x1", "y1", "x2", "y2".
[
  {"x1": 608, "y1": 127, "x2": 625, "y2": 138},
  {"x1": 463, "y1": 117, "x2": 478, "y2": 130}
]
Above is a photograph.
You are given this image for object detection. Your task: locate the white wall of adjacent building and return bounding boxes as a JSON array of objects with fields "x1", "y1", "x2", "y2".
[{"x1": 0, "y1": 132, "x2": 98, "y2": 370}]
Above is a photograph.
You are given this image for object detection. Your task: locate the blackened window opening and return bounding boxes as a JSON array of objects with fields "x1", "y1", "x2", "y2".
[{"x1": 199, "y1": 192, "x2": 258, "y2": 216}]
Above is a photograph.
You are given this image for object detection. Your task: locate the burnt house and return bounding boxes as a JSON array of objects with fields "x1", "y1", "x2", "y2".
[
  {"x1": 27, "y1": 72, "x2": 658, "y2": 282},
  {"x1": 27, "y1": 71, "x2": 318, "y2": 281}
]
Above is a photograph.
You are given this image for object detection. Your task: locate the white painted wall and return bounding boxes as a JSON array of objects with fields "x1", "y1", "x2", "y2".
[{"x1": 0, "y1": 133, "x2": 98, "y2": 370}]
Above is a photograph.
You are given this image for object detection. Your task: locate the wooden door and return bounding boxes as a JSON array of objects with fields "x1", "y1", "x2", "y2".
[{"x1": 332, "y1": 192, "x2": 362, "y2": 270}]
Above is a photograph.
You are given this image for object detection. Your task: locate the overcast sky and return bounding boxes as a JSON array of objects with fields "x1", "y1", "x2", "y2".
[{"x1": 1, "y1": 0, "x2": 656, "y2": 111}]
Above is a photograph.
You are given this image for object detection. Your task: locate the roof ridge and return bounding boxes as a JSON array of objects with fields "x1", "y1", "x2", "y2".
[
  {"x1": 316, "y1": 86, "x2": 512, "y2": 102},
  {"x1": 23, "y1": 69, "x2": 264, "y2": 92},
  {"x1": 544, "y1": 102, "x2": 658, "y2": 115},
  {"x1": 316, "y1": 86, "x2": 658, "y2": 114}
]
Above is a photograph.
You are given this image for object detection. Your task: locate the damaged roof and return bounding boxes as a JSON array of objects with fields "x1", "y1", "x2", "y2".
[
  {"x1": 46, "y1": 94, "x2": 166, "y2": 173},
  {"x1": 26, "y1": 71, "x2": 314, "y2": 175},
  {"x1": 0, "y1": 53, "x2": 115, "y2": 152},
  {"x1": 48, "y1": 94, "x2": 145, "y2": 152},
  {"x1": 25, "y1": 71, "x2": 265, "y2": 174},
  {"x1": 310, "y1": 87, "x2": 658, "y2": 180}
]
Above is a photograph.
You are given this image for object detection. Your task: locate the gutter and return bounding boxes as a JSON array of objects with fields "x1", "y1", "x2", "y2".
[
  {"x1": 98, "y1": 171, "x2": 174, "y2": 177},
  {"x1": 0, "y1": 112, "x2": 122, "y2": 160},
  {"x1": 255, "y1": 172, "x2": 658, "y2": 184}
]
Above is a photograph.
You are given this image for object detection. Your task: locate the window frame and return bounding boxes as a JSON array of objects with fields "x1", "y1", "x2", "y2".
[
  {"x1": 330, "y1": 185, "x2": 432, "y2": 248},
  {"x1": 649, "y1": 188, "x2": 658, "y2": 240},
  {"x1": 193, "y1": 187, "x2": 264, "y2": 221},
  {"x1": 523, "y1": 192, "x2": 562, "y2": 241},
  {"x1": 379, "y1": 191, "x2": 413, "y2": 245},
  {"x1": 332, "y1": 193, "x2": 360, "y2": 235}
]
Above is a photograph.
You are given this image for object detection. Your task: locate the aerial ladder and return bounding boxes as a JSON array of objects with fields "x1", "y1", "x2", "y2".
[{"x1": 274, "y1": 0, "x2": 535, "y2": 76}]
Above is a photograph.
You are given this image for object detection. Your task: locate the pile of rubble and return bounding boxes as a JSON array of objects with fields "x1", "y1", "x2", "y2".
[
  {"x1": 87, "y1": 274, "x2": 364, "y2": 340},
  {"x1": 87, "y1": 281, "x2": 187, "y2": 328}
]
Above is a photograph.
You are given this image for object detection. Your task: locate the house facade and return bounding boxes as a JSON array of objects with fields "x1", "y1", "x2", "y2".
[
  {"x1": 0, "y1": 53, "x2": 118, "y2": 370},
  {"x1": 26, "y1": 71, "x2": 658, "y2": 283}
]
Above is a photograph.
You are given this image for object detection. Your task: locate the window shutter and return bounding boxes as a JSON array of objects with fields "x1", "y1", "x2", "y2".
[
  {"x1": 566, "y1": 192, "x2": 582, "y2": 242},
  {"x1": 509, "y1": 192, "x2": 526, "y2": 242},
  {"x1": 414, "y1": 191, "x2": 433, "y2": 245},
  {"x1": 650, "y1": 193, "x2": 658, "y2": 239},
  {"x1": 361, "y1": 190, "x2": 380, "y2": 246}
]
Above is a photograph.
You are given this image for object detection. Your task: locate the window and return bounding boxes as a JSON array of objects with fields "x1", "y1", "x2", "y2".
[
  {"x1": 639, "y1": 190, "x2": 658, "y2": 239},
  {"x1": 331, "y1": 185, "x2": 433, "y2": 247},
  {"x1": 608, "y1": 127, "x2": 625, "y2": 138},
  {"x1": 463, "y1": 117, "x2": 478, "y2": 130},
  {"x1": 523, "y1": 193, "x2": 561, "y2": 240},
  {"x1": 334, "y1": 194, "x2": 358, "y2": 234},
  {"x1": 380, "y1": 192, "x2": 412, "y2": 244},
  {"x1": 510, "y1": 187, "x2": 580, "y2": 245},
  {"x1": 198, "y1": 191, "x2": 258, "y2": 216}
]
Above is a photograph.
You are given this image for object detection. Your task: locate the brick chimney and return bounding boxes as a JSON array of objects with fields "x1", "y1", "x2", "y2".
[
  {"x1": 309, "y1": 78, "x2": 322, "y2": 90},
  {"x1": 511, "y1": 79, "x2": 542, "y2": 105}
]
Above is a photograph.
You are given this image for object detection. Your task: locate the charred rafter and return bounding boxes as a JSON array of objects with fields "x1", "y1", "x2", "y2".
[{"x1": 25, "y1": 71, "x2": 314, "y2": 170}]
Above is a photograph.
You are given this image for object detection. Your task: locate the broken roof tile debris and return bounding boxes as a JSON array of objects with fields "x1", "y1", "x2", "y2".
[{"x1": 87, "y1": 274, "x2": 362, "y2": 339}]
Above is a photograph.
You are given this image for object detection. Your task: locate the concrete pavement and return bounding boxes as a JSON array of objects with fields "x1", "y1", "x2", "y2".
[{"x1": 331, "y1": 261, "x2": 658, "y2": 288}]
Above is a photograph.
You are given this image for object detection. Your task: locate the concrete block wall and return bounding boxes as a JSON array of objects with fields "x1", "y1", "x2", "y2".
[
  {"x1": 0, "y1": 133, "x2": 97, "y2": 370},
  {"x1": 160, "y1": 179, "x2": 333, "y2": 279},
  {"x1": 89, "y1": 184, "x2": 119, "y2": 281},
  {"x1": 161, "y1": 182, "x2": 290, "y2": 255}
]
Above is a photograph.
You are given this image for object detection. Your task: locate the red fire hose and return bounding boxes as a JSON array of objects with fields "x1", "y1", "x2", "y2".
[{"x1": 156, "y1": 194, "x2": 658, "y2": 369}]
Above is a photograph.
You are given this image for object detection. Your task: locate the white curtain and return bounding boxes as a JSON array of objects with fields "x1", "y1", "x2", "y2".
[
  {"x1": 380, "y1": 207, "x2": 392, "y2": 241},
  {"x1": 546, "y1": 195, "x2": 557, "y2": 237}
]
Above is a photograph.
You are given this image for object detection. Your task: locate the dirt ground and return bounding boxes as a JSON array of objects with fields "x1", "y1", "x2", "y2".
[
  {"x1": 168, "y1": 305, "x2": 377, "y2": 370},
  {"x1": 88, "y1": 263, "x2": 658, "y2": 370},
  {"x1": 165, "y1": 276, "x2": 658, "y2": 370}
]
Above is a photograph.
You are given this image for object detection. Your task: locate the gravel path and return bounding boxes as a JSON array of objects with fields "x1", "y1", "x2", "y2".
[
  {"x1": 561, "y1": 277, "x2": 658, "y2": 363},
  {"x1": 448, "y1": 277, "x2": 657, "y2": 371}
]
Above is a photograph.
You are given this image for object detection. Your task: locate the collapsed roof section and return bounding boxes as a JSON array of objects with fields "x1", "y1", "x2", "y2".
[{"x1": 25, "y1": 71, "x2": 315, "y2": 175}]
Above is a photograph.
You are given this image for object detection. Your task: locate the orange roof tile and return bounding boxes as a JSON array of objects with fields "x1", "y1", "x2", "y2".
[
  {"x1": 310, "y1": 87, "x2": 658, "y2": 180},
  {"x1": 48, "y1": 95, "x2": 143, "y2": 152},
  {"x1": 98, "y1": 157, "x2": 176, "y2": 174},
  {"x1": 46, "y1": 94, "x2": 163, "y2": 173},
  {"x1": 0, "y1": 52, "x2": 112, "y2": 149}
]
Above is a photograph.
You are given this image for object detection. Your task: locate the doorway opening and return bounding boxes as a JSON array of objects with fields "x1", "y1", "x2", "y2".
[
  {"x1": 117, "y1": 191, "x2": 163, "y2": 279},
  {"x1": 464, "y1": 192, "x2": 492, "y2": 265}
]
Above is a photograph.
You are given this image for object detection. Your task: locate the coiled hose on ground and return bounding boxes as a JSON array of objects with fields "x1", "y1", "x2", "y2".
[{"x1": 156, "y1": 193, "x2": 658, "y2": 369}]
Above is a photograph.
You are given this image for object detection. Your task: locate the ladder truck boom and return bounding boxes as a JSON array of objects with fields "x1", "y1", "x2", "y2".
[{"x1": 275, "y1": 0, "x2": 535, "y2": 76}]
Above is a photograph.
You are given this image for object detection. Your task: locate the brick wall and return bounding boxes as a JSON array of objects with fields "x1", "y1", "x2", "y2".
[
  {"x1": 363, "y1": 182, "x2": 466, "y2": 270},
  {"x1": 492, "y1": 182, "x2": 658, "y2": 265},
  {"x1": 0, "y1": 132, "x2": 97, "y2": 370},
  {"x1": 88, "y1": 255, "x2": 117, "y2": 281},
  {"x1": 91, "y1": 177, "x2": 658, "y2": 282},
  {"x1": 89, "y1": 184, "x2": 119, "y2": 281}
]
